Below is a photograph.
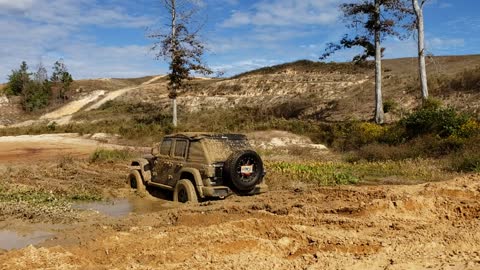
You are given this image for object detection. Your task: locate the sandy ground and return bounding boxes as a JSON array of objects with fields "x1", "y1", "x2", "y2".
[
  {"x1": 0, "y1": 133, "x2": 122, "y2": 163},
  {"x1": 0, "y1": 136, "x2": 479, "y2": 269}
]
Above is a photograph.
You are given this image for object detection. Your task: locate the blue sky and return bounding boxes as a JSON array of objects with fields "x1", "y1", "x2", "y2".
[{"x1": 0, "y1": 0, "x2": 478, "y2": 82}]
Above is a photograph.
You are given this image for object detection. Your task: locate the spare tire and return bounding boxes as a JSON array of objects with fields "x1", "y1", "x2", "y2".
[{"x1": 224, "y1": 150, "x2": 264, "y2": 191}]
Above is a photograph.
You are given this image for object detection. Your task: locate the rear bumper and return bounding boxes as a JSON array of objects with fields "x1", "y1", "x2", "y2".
[
  {"x1": 201, "y1": 186, "x2": 232, "y2": 198},
  {"x1": 201, "y1": 183, "x2": 268, "y2": 198}
]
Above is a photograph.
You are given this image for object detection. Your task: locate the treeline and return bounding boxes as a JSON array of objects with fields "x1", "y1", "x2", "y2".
[{"x1": 4, "y1": 60, "x2": 73, "y2": 112}]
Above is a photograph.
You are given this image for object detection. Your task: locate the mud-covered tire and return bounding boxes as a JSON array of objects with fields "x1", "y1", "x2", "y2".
[
  {"x1": 224, "y1": 150, "x2": 264, "y2": 192},
  {"x1": 173, "y1": 179, "x2": 198, "y2": 203},
  {"x1": 127, "y1": 170, "x2": 147, "y2": 196}
]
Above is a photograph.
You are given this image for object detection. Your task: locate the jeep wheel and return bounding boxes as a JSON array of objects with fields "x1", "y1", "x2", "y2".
[
  {"x1": 174, "y1": 179, "x2": 198, "y2": 203},
  {"x1": 225, "y1": 150, "x2": 264, "y2": 192},
  {"x1": 127, "y1": 170, "x2": 146, "y2": 196}
]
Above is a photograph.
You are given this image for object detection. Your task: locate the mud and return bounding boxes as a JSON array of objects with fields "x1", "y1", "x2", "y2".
[
  {"x1": 0, "y1": 174, "x2": 478, "y2": 269},
  {"x1": 72, "y1": 197, "x2": 173, "y2": 217},
  {"x1": 0, "y1": 230, "x2": 54, "y2": 250},
  {"x1": 0, "y1": 136, "x2": 479, "y2": 269}
]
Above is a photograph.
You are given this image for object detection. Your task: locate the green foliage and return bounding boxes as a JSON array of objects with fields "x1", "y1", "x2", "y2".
[
  {"x1": 51, "y1": 60, "x2": 73, "y2": 101},
  {"x1": 266, "y1": 158, "x2": 447, "y2": 188},
  {"x1": 401, "y1": 106, "x2": 469, "y2": 139},
  {"x1": 5, "y1": 61, "x2": 30, "y2": 96},
  {"x1": 90, "y1": 149, "x2": 136, "y2": 163},
  {"x1": 22, "y1": 80, "x2": 52, "y2": 112},
  {"x1": 383, "y1": 99, "x2": 398, "y2": 113},
  {"x1": 268, "y1": 162, "x2": 359, "y2": 185}
]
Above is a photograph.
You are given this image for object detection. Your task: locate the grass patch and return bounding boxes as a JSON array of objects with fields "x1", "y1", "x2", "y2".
[
  {"x1": 90, "y1": 148, "x2": 136, "y2": 163},
  {"x1": 265, "y1": 158, "x2": 448, "y2": 189}
]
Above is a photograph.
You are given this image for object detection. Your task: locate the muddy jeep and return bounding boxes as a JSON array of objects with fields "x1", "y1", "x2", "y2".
[{"x1": 128, "y1": 133, "x2": 267, "y2": 203}]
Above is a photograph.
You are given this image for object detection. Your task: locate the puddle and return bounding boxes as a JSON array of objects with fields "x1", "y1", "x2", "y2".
[
  {"x1": 0, "y1": 230, "x2": 54, "y2": 250},
  {"x1": 73, "y1": 198, "x2": 172, "y2": 217}
]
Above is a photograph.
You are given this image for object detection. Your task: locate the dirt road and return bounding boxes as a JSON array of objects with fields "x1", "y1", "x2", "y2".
[{"x1": 0, "y1": 137, "x2": 479, "y2": 269}]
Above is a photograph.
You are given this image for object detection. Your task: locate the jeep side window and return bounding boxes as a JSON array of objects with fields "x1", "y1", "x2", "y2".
[
  {"x1": 174, "y1": 140, "x2": 188, "y2": 158},
  {"x1": 160, "y1": 139, "x2": 172, "y2": 156}
]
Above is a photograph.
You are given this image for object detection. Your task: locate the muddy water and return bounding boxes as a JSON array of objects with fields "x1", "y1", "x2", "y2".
[
  {"x1": 0, "y1": 230, "x2": 54, "y2": 250},
  {"x1": 73, "y1": 197, "x2": 173, "y2": 217}
]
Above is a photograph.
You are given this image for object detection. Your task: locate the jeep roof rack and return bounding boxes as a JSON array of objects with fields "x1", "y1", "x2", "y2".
[{"x1": 164, "y1": 132, "x2": 247, "y2": 141}]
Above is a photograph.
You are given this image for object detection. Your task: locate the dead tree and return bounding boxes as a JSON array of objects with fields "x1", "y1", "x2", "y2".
[
  {"x1": 150, "y1": 0, "x2": 212, "y2": 127},
  {"x1": 412, "y1": 0, "x2": 429, "y2": 100}
]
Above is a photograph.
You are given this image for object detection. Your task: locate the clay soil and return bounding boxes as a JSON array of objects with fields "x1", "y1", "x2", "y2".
[{"x1": 0, "y1": 140, "x2": 480, "y2": 269}]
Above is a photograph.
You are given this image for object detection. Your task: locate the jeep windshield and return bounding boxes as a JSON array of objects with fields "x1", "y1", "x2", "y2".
[{"x1": 203, "y1": 138, "x2": 250, "y2": 162}]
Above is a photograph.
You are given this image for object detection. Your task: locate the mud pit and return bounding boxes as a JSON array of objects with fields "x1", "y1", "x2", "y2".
[{"x1": 0, "y1": 137, "x2": 479, "y2": 269}]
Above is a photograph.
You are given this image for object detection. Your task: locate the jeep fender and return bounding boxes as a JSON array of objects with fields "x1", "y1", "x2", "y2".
[
  {"x1": 130, "y1": 158, "x2": 152, "y2": 182},
  {"x1": 178, "y1": 168, "x2": 205, "y2": 198}
]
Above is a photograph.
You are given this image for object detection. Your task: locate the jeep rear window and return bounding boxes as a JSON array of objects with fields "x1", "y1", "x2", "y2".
[
  {"x1": 160, "y1": 139, "x2": 172, "y2": 156},
  {"x1": 204, "y1": 138, "x2": 250, "y2": 162}
]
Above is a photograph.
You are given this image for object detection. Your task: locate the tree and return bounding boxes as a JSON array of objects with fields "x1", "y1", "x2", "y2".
[
  {"x1": 6, "y1": 61, "x2": 30, "y2": 96},
  {"x1": 412, "y1": 0, "x2": 429, "y2": 100},
  {"x1": 22, "y1": 80, "x2": 51, "y2": 112},
  {"x1": 149, "y1": 0, "x2": 212, "y2": 127},
  {"x1": 320, "y1": 0, "x2": 410, "y2": 124},
  {"x1": 34, "y1": 62, "x2": 48, "y2": 83},
  {"x1": 51, "y1": 60, "x2": 73, "y2": 102}
]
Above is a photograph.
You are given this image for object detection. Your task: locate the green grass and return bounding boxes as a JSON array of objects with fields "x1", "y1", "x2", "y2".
[
  {"x1": 265, "y1": 158, "x2": 449, "y2": 188},
  {"x1": 90, "y1": 148, "x2": 136, "y2": 163},
  {"x1": 0, "y1": 180, "x2": 103, "y2": 204}
]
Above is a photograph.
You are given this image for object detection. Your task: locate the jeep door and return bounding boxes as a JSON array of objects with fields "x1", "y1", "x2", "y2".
[
  {"x1": 168, "y1": 139, "x2": 189, "y2": 187},
  {"x1": 153, "y1": 138, "x2": 174, "y2": 186}
]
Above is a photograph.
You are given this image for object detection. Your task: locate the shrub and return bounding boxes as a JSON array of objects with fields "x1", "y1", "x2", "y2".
[
  {"x1": 451, "y1": 151, "x2": 480, "y2": 173},
  {"x1": 22, "y1": 80, "x2": 52, "y2": 112},
  {"x1": 453, "y1": 118, "x2": 480, "y2": 138},
  {"x1": 383, "y1": 99, "x2": 398, "y2": 114},
  {"x1": 401, "y1": 106, "x2": 469, "y2": 138}
]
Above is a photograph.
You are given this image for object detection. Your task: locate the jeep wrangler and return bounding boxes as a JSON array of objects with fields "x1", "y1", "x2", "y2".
[{"x1": 127, "y1": 133, "x2": 267, "y2": 203}]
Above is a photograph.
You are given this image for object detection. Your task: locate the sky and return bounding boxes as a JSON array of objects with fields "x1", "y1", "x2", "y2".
[{"x1": 0, "y1": 0, "x2": 478, "y2": 82}]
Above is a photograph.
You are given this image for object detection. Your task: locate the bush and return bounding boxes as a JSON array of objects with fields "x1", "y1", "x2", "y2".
[
  {"x1": 383, "y1": 99, "x2": 398, "y2": 114},
  {"x1": 451, "y1": 150, "x2": 480, "y2": 173},
  {"x1": 401, "y1": 106, "x2": 469, "y2": 139},
  {"x1": 22, "y1": 80, "x2": 52, "y2": 112}
]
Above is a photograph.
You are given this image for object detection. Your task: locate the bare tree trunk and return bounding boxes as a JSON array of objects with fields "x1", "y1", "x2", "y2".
[
  {"x1": 171, "y1": 0, "x2": 178, "y2": 127},
  {"x1": 374, "y1": 0, "x2": 384, "y2": 124},
  {"x1": 172, "y1": 97, "x2": 177, "y2": 127},
  {"x1": 412, "y1": 0, "x2": 429, "y2": 101}
]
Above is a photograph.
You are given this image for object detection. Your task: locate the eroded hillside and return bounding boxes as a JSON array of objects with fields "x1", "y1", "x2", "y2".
[{"x1": 1, "y1": 55, "x2": 479, "y2": 128}]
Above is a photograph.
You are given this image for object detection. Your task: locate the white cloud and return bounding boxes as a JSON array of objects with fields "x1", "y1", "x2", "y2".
[
  {"x1": 0, "y1": 0, "x2": 34, "y2": 12},
  {"x1": 0, "y1": 0, "x2": 161, "y2": 82},
  {"x1": 222, "y1": 0, "x2": 341, "y2": 27},
  {"x1": 429, "y1": 37, "x2": 464, "y2": 50}
]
